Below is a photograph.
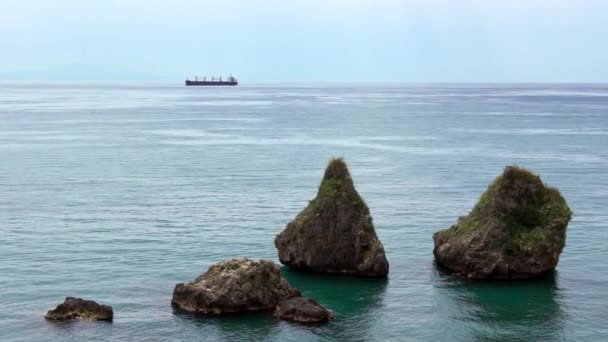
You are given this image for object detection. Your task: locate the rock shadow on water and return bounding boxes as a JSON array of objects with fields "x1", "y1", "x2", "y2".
[
  {"x1": 172, "y1": 308, "x2": 278, "y2": 341},
  {"x1": 279, "y1": 266, "x2": 388, "y2": 340},
  {"x1": 432, "y1": 261, "x2": 565, "y2": 341},
  {"x1": 44, "y1": 318, "x2": 114, "y2": 341}
]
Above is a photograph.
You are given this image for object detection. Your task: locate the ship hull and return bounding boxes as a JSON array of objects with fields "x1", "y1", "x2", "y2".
[{"x1": 185, "y1": 80, "x2": 238, "y2": 86}]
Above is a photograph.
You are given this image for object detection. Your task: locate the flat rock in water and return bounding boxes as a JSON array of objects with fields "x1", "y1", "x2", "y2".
[
  {"x1": 433, "y1": 166, "x2": 572, "y2": 279},
  {"x1": 275, "y1": 158, "x2": 389, "y2": 277},
  {"x1": 171, "y1": 258, "x2": 300, "y2": 314},
  {"x1": 45, "y1": 297, "x2": 113, "y2": 321},
  {"x1": 274, "y1": 296, "x2": 333, "y2": 324}
]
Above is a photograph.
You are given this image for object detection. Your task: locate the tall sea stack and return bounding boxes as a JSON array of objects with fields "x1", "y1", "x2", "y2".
[
  {"x1": 433, "y1": 166, "x2": 572, "y2": 279},
  {"x1": 275, "y1": 158, "x2": 389, "y2": 277}
]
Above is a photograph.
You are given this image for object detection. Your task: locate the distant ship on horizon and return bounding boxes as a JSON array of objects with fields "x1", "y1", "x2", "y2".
[{"x1": 185, "y1": 75, "x2": 238, "y2": 86}]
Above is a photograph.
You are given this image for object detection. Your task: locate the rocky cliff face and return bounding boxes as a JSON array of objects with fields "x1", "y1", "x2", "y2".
[
  {"x1": 433, "y1": 166, "x2": 572, "y2": 279},
  {"x1": 45, "y1": 297, "x2": 113, "y2": 321},
  {"x1": 275, "y1": 158, "x2": 389, "y2": 277},
  {"x1": 171, "y1": 258, "x2": 300, "y2": 314}
]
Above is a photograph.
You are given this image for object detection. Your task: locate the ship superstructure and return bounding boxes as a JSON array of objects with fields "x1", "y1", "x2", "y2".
[{"x1": 185, "y1": 75, "x2": 238, "y2": 86}]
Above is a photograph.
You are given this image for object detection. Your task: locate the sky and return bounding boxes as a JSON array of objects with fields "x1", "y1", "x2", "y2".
[{"x1": 0, "y1": 0, "x2": 607, "y2": 83}]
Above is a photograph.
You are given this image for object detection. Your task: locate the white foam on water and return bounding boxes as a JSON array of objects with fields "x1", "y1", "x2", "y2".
[
  {"x1": 0, "y1": 130, "x2": 63, "y2": 135},
  {"x1": 13, "y1": 135, "x2": 101, "y2": 141},
  {"x1": 5, "y1": 117, "x2": 267, "y2": 125},
  {"x1": 450, "y1": 128, "x2": 608, "y2": 135},
  {"x1": 360, "y1": 135, "x2": 440, "y2": 142},
  {"x1": 143, "y1": 129, "x2": 233, "y2": 139},
  {"x1": 178, "y1": 100, "x2": 275, "y2": 106}
]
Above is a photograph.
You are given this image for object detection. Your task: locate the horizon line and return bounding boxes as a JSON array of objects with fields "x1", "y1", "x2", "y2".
[{"x1": 1, "y1": 80, "x2": 607, "y2": 86}]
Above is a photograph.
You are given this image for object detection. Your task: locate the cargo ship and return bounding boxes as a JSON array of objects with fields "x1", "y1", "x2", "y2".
[{"x1": 185, "y1": 75, "x2": 238, "y2": 86}]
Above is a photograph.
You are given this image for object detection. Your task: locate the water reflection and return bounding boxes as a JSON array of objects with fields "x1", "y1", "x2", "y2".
[
  {"x1": 44, "y1": 318, "x2": 114, "y2": 340},
  {"x1": 281, "y1": 267, "x2": 388, "y2": 340},
  {"x1": 173, "y1": 309, "x2": 277, "y2": 341},
  {"x1": 433, "y1": 263, "x2": 565, "y2": 341}
]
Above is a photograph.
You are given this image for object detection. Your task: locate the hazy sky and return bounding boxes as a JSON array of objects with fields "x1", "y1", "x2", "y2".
[{"x1": 1, "y1": 0, "x2": 607, "y2": 82}]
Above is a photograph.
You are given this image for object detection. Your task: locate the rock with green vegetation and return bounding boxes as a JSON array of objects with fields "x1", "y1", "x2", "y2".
[
  {"x1": 274, "y1": 296, "x2": 333, "y2": 324},
  {"x1": 171, "y1": 258, "x2": 300, "y2": 314},
  {"x1": 433, "y1": 166, "x2": 572, "y2": 279},
  {"x1": 275, "y1": 158, "x2": 389, "y2": 277},
  {"x1": 45, "y1": 297, "x2": 113, "y2": 321}
]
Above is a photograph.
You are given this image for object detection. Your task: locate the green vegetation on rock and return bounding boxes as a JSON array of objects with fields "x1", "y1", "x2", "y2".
[
  {"x1": 433, "y1": 165, "x2": 572, "y2": 279},
  {"x1": 293, "y1": 158, "x2": 369, "y2": 225},
  {"x1": 275, "y1": 157, "x2": 389, "y2": 277}
]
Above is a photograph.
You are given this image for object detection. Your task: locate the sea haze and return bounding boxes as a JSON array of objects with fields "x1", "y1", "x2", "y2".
[{"x1": 0, "y1": 83, "x2": 607, "y2": 341}]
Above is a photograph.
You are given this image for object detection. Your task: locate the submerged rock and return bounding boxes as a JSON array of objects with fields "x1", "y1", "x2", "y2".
[
  {"x1": 171, "y1": 258, "x2": 300, "y2": 314},
  {"x1": 433, "y1": 166, "x2": 572, "y2": 279},
  {"x1": 45, "y1": 297, "x2": 113, "y2": 321},
  {"x1": 275, "y1": 158, "x2": 389, "y2": 277},
  {"x1": 274, "y1": 297, "x2": 333, "y2": 324}
]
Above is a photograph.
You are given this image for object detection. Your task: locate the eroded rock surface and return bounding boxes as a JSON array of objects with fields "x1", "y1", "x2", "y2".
[
  {"x1": 275, "y1": 158, "x2": 388, "y2": 277},
  {"x1": 433, "y1": 166, "x2": 572, "y2": 279},
  {"x1": 274, "y1": 296, "x2": 333, "y2": 323},
  {"x1": 45, "y1": 297, "x2": 113, "y2": 321},
  {"x1": 171, "y1": 258, "x2": 300, "y2": 314}
]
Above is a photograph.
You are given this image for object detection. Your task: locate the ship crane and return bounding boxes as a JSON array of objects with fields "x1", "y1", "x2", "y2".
[{"x1": 184, "y1": 74, "x2": 239, "y2": 86}]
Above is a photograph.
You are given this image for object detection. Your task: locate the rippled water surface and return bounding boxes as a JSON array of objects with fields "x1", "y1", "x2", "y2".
[{"x1": 1, "y1": 83, "x2": 607, "y2": 341}]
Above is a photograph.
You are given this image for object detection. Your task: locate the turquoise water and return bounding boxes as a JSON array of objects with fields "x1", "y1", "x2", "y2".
[{"x1": 0, "y1": 83, "x2": 607, "y2": 341}]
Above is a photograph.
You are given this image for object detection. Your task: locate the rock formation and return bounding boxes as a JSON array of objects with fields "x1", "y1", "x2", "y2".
[
  {"x1": 171, "y1": 258, "x2": 300, "y2": 314},
  {"x1": 274, "y1": 296, "x2": 333, "y2": 324},
  {"x1": 275, "y1": 158, "x2": 389, "y2": 277},
  {"x1": 433, "y1": 166, "x2": 572, "y2": 279},
  {"x1": 45, "y1": 297, "x2": 113, "y2": 321}
]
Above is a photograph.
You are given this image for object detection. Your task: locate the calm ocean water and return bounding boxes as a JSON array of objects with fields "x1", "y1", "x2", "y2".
[{"x1": 0, "y1": 83, "x2": 607, "y2": 341}]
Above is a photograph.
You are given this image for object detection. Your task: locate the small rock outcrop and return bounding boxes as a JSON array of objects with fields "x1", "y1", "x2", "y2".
[
  {"x1": 275, "y1": 158, "x2": 389, "y2": 277},
  {"x1": 274, "y1": 297, "x2": 333, "y2": 324},
  {"x1": 45, "y1": 297, "x2": 113, "y2": 321},
  {"x1": 171, "y1": 258, "x2": 300, "y2": 314},
  {"x1": 433, "y1": 166, "x2": 572, "y2": 279}
]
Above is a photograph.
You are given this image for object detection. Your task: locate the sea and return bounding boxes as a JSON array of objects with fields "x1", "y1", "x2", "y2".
[{"x1": 0, "y1": 83, "x2": 607, "y2": 341}]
